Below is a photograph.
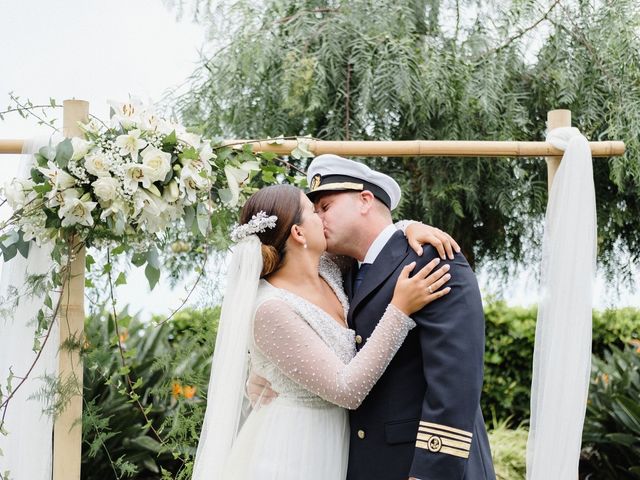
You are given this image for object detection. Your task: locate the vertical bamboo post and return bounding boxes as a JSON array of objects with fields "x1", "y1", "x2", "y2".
[
  {"x1": 545, "y1": 109, "x2": 571, "y2": 190},
  {"x1": 52, "y1": 99, "x2": 89, "y2": 480}
]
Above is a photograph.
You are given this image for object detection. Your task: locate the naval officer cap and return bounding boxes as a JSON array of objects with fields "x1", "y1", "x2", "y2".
[{"x1": 306, "y1": 154, "x2": 401, "y2": 210}]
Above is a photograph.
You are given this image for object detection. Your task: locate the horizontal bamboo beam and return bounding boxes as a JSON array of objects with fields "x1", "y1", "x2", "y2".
[
  {"x1": 220, "y1": 139, "x2": 626, "y2": 157},
  {"x1": 0, "y1": 138, "x2": 625, "y2": 157},
  {"x1": 0, "y1": 139, "x2": 26, "y2": 154}
]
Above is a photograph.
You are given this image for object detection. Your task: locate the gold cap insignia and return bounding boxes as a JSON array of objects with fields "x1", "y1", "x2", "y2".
[{"x1": 310, "y1": 174, "x2": 322, "y2": 191}]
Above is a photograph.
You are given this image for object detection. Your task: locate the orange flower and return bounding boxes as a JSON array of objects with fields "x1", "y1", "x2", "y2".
[
  {"x1": 630, "y1": 338, "x2": 640, "y2": 354},
  {"x1": 172, "y1": 382, "x2": 183, "y2": 398},
  {"x1": 119, "y1": 329, "x2": 129, "y2": 344},
  {"x1": 183, "y1": 386, "x2": 197, "y2": 400},
  {"x1": 601, "y1": 373, "x2": 610, "y2": 386}
]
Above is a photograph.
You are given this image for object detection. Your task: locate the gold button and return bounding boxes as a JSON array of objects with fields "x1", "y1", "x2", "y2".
[
  {"x1": 357, "y1": 429, "x2": 365, "y2": 439},
  {"x1": 355, "y1": 335, "x2": 362, "y2": 344}
]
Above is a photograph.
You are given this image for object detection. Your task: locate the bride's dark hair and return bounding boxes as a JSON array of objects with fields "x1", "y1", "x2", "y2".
[{"x1": 240, "y1": 184, "x2": 303, "y2": 277}]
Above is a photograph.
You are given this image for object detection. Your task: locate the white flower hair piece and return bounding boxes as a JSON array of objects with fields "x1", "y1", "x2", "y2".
[{"x1": 230, "y1": 211, "x2": 278, "y2": 242}]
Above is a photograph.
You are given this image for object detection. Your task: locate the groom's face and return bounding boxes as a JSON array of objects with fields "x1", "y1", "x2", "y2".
[{"x1": 313, "y1": 191, "x2": 360, "y2": 254}]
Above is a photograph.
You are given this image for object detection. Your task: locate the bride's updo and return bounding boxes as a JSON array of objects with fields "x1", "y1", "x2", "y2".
[{"x1": 239, "y1": 184, "x2": 303, "y2": 277}]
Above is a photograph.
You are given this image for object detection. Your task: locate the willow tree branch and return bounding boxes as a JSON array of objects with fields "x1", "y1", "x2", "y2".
[{"x1": 477, "y1": 0, "x2": 562, "y2": 61}]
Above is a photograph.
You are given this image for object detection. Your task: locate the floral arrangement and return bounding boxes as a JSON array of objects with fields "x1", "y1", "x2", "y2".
[{"x1": 1, "y1": 98, "x2": 265, "y2": 250}]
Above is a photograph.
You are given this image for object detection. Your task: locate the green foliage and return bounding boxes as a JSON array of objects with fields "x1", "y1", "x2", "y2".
[
  {"x1": 487, "y1": 419, "x2": 528, "y2": 480},
  {"x1": 483, "y1": 300, "x2": 536, "y2": 426},
  {"x1": 81, "y1": 306, "x2": 219, "y2": 479},
  {"x1": 581, "y1": 344, "x2": 640, "y2": 480},
  {"x1": 483, "y1": 299, "x2": 639, "y2": 425},
  {"x1": 174, "y1": 0, "x2": 640, "y2": 280}
]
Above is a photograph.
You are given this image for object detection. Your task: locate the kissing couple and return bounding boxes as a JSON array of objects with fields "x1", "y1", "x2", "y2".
[{"x1": 192, "y1": 154, "x2": 496, "y2": 480}]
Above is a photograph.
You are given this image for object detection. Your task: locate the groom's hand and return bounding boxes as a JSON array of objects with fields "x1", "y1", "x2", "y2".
[
  {"x1": 246, "y1": 371, "x2": 278, "y2": 407},
  {"x1": 405, "y1": 223, "x2": 461, "y2": 260}
]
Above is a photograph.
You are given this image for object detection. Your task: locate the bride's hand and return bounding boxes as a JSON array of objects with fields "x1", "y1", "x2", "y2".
[
  {"x1": 246, "y1": 371, "x2": 278, "y2": 407},
  {"x1": 391, "y1": 258, "x2": 451, "y2": 315},
  {"x1": 405, "y1": 222, "x2": 461, "y2": 260}
]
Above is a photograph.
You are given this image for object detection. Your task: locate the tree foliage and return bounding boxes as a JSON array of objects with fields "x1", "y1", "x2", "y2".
[{"x1": 171, "y1": 0, "x2": 640, "y2": 280}]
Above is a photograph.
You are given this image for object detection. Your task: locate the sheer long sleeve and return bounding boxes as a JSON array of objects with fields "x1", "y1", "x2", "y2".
[{"x1": 253, "y1": 300, "x2": 415, "y2": 409}]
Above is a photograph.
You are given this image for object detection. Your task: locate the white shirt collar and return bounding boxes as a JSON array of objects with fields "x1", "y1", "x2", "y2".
[{"x1": 360, "y1": 224, "x2": 397, "y2": 266}]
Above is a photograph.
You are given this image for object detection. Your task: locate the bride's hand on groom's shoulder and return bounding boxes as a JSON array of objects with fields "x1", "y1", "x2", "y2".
[
  {"x1": 391, "y1": 259, "x2": 452, "y2": 315},
  {"x1": 405, "y1": 222, "x2": 461, "y2": 260},
  {"x1": 245, "y1": 371, "x2": 278, "y2": 407}
]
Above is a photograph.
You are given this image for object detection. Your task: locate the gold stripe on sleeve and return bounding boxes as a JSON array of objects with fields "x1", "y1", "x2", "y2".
[
  {"x1": 418, "y1": 427, "x2": 473, "y2": 443},
  {"x1": 419, "y1": 421, "x2": 473, "y2": 438}
]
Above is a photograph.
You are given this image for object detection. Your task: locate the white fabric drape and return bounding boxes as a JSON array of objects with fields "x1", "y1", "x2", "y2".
[
  {"x1": 526, "y1": 127, "x2": 597, "y2": 479},
  {"x1": 192, "y1": 235, "x2": 262, "y2": 480},
  {"x1": 0, "y1": 139, "x2": 58, "y2": 479}
]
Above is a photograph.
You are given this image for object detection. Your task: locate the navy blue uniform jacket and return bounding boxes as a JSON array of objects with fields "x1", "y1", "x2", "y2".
[{"x1": 345, "y1": 230, "x2": 495, "y2": 480}]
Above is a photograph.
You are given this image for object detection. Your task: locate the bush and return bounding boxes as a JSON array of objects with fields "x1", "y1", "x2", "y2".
[
  {"x1": 487, "y1": 419, "x2": 528, "y2": 480},
  {"x1": 581, "y1": 343, "x2": 640, "y2": 479},
  {"x1": 483, "y1": 301, "x2": 536, "y2": 426},
  {"x1": 81, "y1": 306, "x2": 219, "y2": 480},
  {"x1": 483, "y1": 300, "x2": 639, "y2": 425}
]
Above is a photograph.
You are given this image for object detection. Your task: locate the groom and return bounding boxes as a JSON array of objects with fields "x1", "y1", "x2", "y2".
[{"x1": 305, "y1": 154, "x2": 495, "y2": 480}]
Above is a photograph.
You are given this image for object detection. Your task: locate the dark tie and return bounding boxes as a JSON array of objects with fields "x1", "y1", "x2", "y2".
[{"x1": 354, "y1": 263, "x2": 372, "y2": 293}]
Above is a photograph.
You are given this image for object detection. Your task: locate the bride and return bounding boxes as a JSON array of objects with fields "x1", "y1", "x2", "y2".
[{"x1": 192, "y1": 184, "x2": 452, "y2": 479}]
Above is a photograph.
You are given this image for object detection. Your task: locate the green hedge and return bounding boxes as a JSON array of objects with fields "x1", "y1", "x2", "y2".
[
  {"x1": 483, "y1": 300, "x2": 640, "y2": 425},
  {"x1": 79, "y1": 301, "x2": 638, "y2": 478}
]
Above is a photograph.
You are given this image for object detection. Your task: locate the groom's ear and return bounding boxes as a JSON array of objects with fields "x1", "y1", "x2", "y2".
[{"x1": 358, "y1": 190, "x2": 376, "y2": 213}]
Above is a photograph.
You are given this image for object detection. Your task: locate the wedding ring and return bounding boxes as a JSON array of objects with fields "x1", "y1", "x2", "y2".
[{"x1": 427, "y1": 285, "x2": 433, "y2": 294}]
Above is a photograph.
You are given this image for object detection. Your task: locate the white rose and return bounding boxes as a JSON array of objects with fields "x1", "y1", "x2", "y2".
[
  {"x1": 92, "y1": 177, "x2": 119, "y2": 202},
  {"x1": 84, "y1": 151, "x2": 111, "y2": 177},
  {"x1": 141, "y1": 146, "x2": 171, "y2": 182},
  {"x1": 3, "y1": 178, "x2": 35, "y2": 209},
  {"x1": 71, "y1": 137, "x2": 91, "y2": 161}
]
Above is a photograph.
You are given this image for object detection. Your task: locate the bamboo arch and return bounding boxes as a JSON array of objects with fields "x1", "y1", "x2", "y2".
[{"x1": 0, "y1": 100, "x2": 627, "y2": 480}]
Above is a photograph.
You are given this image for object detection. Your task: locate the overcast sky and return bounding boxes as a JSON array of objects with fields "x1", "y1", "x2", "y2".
[{"x1": 0, "y1": 0, "x2": 637, "y2": 314}]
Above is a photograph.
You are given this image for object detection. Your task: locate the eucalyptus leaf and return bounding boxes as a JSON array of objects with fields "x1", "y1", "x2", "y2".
[
  {"x1": 144, "y1": 264, "x2": 160, "y2": 290},
  {"x1": 196, "y1": 203, "x2": 210, "y2": 237},
  {"x1": 54, "y1": 138, "x2": 73, "y2": 169},
  {"x1": 183, "y1": 205, "x2": 195, "y2": 229},
  {"x1": 131, "y1": 252, "x2": 146, "y2": 267},
  {"x1": 218, "y1": 188, "x2": 234, "y2": 204},
  {"x1": 146, "y1": 247, "x2": 161, "y2": 269},
  {"x1": 1, "y1": 243, "x2": 17, "y2": 262},
  {"x1": 38, "y1": 144, "x2": 56, "y2": 162},
  {"x1": 16, "y1": 238, "x2": 30, "y2": 259}
]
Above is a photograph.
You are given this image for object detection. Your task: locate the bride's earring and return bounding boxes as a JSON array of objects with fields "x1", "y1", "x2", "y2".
[{"x1": 303, "y1": 243, "x2": 308, "y2": 249}]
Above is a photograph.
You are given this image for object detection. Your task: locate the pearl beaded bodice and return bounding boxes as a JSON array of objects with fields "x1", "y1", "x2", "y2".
[{"x1": 250, "y1": 255, "x2": 415, "y2": 410}]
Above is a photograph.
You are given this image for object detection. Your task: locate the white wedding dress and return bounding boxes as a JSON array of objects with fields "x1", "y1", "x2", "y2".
[{"x1": 220, "y1": 256, "x2": 415, "y2": 479}]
